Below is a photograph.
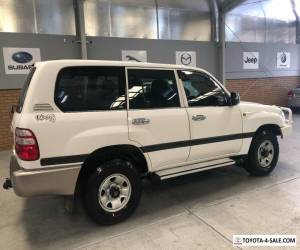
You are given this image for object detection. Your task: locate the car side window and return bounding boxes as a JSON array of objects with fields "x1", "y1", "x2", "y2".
[
  {"x1": 16, "y1": 67, "x2": 36, "y2": 113},
  {"x1": 55, "y1": 67, "x2": 126, "y2": 112},
  {"x1": 178, "y1": 70, "x2": 228, "y2": 107},
  {"x1": 127, "y1": 69, "x2": 180, "y2": 109}
]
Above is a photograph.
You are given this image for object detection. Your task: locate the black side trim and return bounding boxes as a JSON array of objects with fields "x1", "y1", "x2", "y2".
[
  {"x1": 40, "y1": 132, "x2": 255, "y2": 166},
  {"x1": 141, "y1": 132, "x2": 255, "y2": 153},
  {"x1": 190, "y1": 132, "x2": 254, "y2": 146},
  {"x1": 40, "y1": 154, "x2": 88, "y2": 166},
  {"x1": 141, "y1": 140, "x2": 190, "y2": 153}
]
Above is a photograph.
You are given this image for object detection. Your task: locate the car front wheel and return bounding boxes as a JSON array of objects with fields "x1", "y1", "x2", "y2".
[{"x1": 245, "y1": 130, "x2": 279, "y2": 176}]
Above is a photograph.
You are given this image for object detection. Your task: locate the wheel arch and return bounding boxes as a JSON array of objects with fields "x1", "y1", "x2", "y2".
[
  {"x1": 244, "y1": 123, "x2": 282, "y2": 155},
  {"x1": 245, "y1": 123, "x2": 280, "y2": 176},
  {"x1": 254, "y1": 124, "x2": 282, "y2": 138},
  {"x1": 75, "y1": 144, "x2": 149, "y2": 195}
]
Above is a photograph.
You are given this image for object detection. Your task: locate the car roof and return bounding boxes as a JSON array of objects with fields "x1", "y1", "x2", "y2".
[{"x1": 35, "y1": 59, "x2": 206, "y2": 72}]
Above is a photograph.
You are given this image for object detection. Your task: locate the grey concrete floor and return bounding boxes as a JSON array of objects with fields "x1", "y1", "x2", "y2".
[{"x1": 1, "y1": 115, "x2": 300, "y2": 250}]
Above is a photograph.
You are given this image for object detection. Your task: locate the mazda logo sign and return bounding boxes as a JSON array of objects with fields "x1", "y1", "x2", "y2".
[
  {"x1": 12, "y1": 51, "x2": 33, "y2": 64},
  {"x1": 180, "y1": 53, "x2": 192, "y2": 66}
]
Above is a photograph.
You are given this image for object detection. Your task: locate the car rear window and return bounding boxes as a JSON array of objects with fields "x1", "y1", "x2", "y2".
[
  {"x1": 16, "y1": 67, "x2": 36, "y2": 113},
  {"x1": 55, "y1": 66, "x2": 126, "y2": 112}
]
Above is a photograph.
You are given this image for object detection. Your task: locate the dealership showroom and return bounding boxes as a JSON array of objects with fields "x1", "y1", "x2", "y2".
[{"x1": 1, "y1": 0, "x2": 300, "y2": 249}]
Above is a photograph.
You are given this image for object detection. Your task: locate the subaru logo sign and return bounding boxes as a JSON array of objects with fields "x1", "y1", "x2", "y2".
[
  {"x1": 12, "y1": 51, "x2": 33, "y2": 64},
  {"x1": 3, "y1": 47, "x2": 41, "y2": 74}
]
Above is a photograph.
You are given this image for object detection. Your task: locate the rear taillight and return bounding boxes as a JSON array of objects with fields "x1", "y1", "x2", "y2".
[
  {"x1": 288, "y1": 90, "x2": 294, "y2": 97},
  {"x1": 15, "y1": 128, "x2": 40, "y2": 161}
]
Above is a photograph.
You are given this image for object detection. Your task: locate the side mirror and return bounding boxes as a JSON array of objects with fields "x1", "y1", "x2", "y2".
[{"x1": 230, "y1": 92, "x2": 240, "y2": 106}]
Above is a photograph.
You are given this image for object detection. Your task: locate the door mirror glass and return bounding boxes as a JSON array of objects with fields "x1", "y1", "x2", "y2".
[{"x1": 230, "y1": 92, "x2": 240, "y2": 106}]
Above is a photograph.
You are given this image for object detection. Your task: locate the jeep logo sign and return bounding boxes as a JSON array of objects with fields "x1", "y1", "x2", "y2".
[
  {"x1": 176, "y1": 51, "x2": 196, "y2": 67},
  {"x1": 3, "y1": 47, "x2": 41, "y2": 75},
  {"x1": 243, "y1": 52, "x2": 259, "y2": 70}
]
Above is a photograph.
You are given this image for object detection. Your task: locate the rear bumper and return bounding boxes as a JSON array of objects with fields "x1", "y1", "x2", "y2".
[{"x1": 10, "y1": 155, "x2": 81, "y2": 197}]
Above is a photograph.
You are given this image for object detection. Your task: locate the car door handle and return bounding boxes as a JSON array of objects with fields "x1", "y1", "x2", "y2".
[
  {"x1": 192, "y1": 114, "x2": 206, "y2": 121},
  {"x1": 132, "y1": 118, "x2": 151, "y2": 125}
]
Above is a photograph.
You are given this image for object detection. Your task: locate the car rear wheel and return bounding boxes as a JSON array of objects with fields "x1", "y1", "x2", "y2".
[
  {"x1": 84, "y1": 159, "x2": 141, "y2": 225},
  {"x1": 245, "y1": 130, "x2": 279, "y2": 176}
]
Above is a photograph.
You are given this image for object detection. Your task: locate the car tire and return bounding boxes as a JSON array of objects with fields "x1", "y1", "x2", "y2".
[
  {"x1": 245, "y1": 130, "x2": 279, "y2": 176},
  {"x1": 84, "y1": 159, "x2": 141, "y2": 225}
]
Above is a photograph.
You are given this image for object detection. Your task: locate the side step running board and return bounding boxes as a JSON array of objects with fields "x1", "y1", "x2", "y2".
[{"x1": 154, "y1": 158, "x2": 235, "y2": 180}]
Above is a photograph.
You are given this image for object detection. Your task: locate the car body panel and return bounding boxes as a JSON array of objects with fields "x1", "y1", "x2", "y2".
[
  {"x1": 186, "y1": 106, "x2": 243, "y2": 161},
  {"x1": 128, "y1": 108, "x2": 190, "y2": 171},
  {"x1": 9, "y1": 60, "x2": 293, "y2": 197}
]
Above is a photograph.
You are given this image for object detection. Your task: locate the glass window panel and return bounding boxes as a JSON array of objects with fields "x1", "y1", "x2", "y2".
[
  {"x1": 55, "y1": 67, "x2": 126, "y2": 112},
  {"x1": 128, "y1": 69, "x2": 180, "y2": 109}
]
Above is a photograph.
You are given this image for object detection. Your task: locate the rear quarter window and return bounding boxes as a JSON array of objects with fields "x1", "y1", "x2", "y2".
[
  {"x1": 16, "y1": 67, "x2": 36, "y2": 113},
  {"x1": 54, "y1": 66, "x2": 126, "y2": 112}
]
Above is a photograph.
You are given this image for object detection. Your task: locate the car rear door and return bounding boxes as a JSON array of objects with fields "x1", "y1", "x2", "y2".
[
  {"x1": 126, "y1": 68, "x2": 190, "y2": 171},
  {"x1": 178, "y1": 70, "x2": 243, "y2": 162}
]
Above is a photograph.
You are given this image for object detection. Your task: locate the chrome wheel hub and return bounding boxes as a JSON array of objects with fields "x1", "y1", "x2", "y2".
[
  {"x1": 98, "y1": 174, "x2": 131, "y2": 212},
  {"x1": 258, "y1": 140, "x2": 274, "y2": 168}
]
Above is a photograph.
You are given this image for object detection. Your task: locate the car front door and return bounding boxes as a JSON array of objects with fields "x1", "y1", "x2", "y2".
[
  {"x1": 178, "y1": 70, "x2": 243, "y2": 162},
  {"x1": 127, "y1": 68, "x2": 190, "y2": 171}
]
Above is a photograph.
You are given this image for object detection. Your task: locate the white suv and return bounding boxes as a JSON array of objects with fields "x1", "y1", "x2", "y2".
[{"x1": 5, "y1": 60, "x2": 292, "y2": 225}]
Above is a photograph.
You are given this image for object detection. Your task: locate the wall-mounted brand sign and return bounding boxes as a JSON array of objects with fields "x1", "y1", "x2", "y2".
[
  {"x1": 243, "y1": 52, "x2": 259, "y2": 70},
  {"x1": 122, "y1": 50, "x2": 147, "y2": 62},
  {"x1": 176, "y1": 51, "x2": 196, "y2": 67},
  {"x1": 277, "y1": 52, "x2": 290, "y2": 69},
  {"x1": 3, "y1": 47, "x2": 41, "y2": 74}
]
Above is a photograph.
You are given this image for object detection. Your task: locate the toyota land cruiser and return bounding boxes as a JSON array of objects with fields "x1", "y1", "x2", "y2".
[{"x1": 4, "y1": 60, "x2": 292, "y2": 225}]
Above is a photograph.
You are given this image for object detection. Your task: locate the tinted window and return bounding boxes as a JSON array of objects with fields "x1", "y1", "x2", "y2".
[
  {"x1": 127, "y1": 69, "x2": 180, "y2": 109},
  {"x1": 55, "y1": 67, "x2": 126, "y2": 112},
  {"x1": 16, "y1": 67, "x2": 36, "y2": 113},
  {"x1": 178, "y1": 70, "x2": 227, "y2": 107}
]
